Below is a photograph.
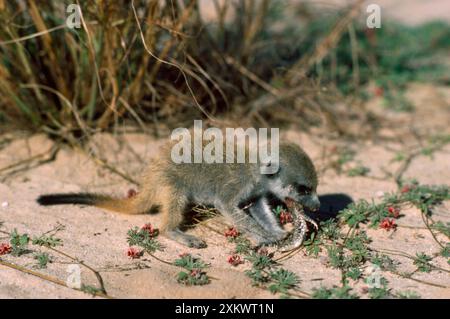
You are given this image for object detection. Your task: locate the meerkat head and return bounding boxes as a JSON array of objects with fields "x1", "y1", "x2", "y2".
[{"x1": 263, "y1": 143, "x2": 320, "y2": 212}]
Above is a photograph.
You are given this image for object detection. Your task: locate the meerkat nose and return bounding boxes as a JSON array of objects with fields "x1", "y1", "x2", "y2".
[{"x1": 308, "y1": 196, "x2": 321, "y2": 212}]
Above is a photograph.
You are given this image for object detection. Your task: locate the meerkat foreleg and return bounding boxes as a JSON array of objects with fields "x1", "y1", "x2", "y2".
[
  {"x1": 247, "y1": 197, "x2": 287, "y2": 240},
  {"x1": 228, "y1": 206, "x2": 285, "y2": 245}
]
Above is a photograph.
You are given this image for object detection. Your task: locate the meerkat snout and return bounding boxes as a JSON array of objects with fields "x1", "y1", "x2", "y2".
[{"x1": 302, "y1": 194, "x2": 320, "y2": 212}]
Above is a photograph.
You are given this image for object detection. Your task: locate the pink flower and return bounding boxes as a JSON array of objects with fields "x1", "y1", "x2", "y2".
[
  {"x1": 401, "y1": 185, "x2": 412, "y2": 193},
  {"x1": 374, "y1": 86, "x2": 384, "y2": 97},
  {"x1": 227, "y1": 254, "x2": 243, "y2": 266},
  {"x1": 190, "y1": 269, "x2": 202, "y2": 278},
  {"x1": 387, "y1": 206, "x2": 400, "y2": 218},
  {"x1": 279, "y1": 211, "x2": 293, "y2": 224},
  {"x1": 127, "y1": 247, "x2": 142, "y2": 259},
  {"x1": 224, "y1": 227, "x2": 239, "y2": 238},
  {"x1": 141, "y1": 223, "x2": 158, "y2": 237},
  {"x1": 379, "y1": 218, "x2": 396, "y2": 231},
  {"x1": 127, "y1": 189, "x2": 138, "y2": 198},
  {"x1": 0, "y1": 243, "x2": 12, "y2": 255}
]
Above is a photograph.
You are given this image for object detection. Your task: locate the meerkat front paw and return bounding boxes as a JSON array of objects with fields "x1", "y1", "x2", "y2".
[
  {"x1": 272, "y1": 229, "x2": 288, "y2": 241},
  {"x1": 253, "y1": 230, "x2": 288, "y2": 248}
]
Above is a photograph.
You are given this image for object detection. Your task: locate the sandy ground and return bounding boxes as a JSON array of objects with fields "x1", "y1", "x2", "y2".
[
  {"x1": 0, "y1": 82, "x2": 449, "y2": 299},
  {"x1": 0, "y1": 0, "x2": 449, "y2": 299}
]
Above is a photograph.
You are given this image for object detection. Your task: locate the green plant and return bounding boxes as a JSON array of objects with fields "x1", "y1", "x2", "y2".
[
  {"x1": 440, "y1": 244, "x2": 450, "y2": 260},
  {"x1": 174, "y1": 254, "x2": 209, "y2": 271},
  {"x1": 308, "y1": 182, "x2": 450, "y2": 298},
  {"x1": 268, "y1": 269, "x2": 299, "y2": 294},
  {"x1": 337, "y1": 148, "x2": 356, "y2": 167},
  {"x1": 305, "y1": 17, "x2": 449, "y2": 107},
  {"x1": 303, "y1": 232, "x2": 322, "y2": 256},
  {"x1": 345, "y1": 267, "x2": 362, "y2": 281},
  {"x1": 396, "y1": 290, "x2": 421, "y2": 299},
  {"x1": 34, "y1": 252, "x2": 51, "y2": 269},
  {"x1": 347, "y1": 165, "x2": 370, "y2": 177},
  {"x1": 126, "y1": 226, "x2": 162, "y2": 254},
  {"x1": 312, "y1": 286, "x2": 359, "y2": 299},
  {"x1": 9, "y1": 229, "x2": 30, "y2": 256},
  {"x1": 319, "y1": 220, "x2": 341, "y2": 241},
  {"x1": 339, "y1": 183, "x2": 450, "y2": 229},
  {"x1": 245, "y1": 268, "x2": 271, "y2": 286},
  {"x1": 392, "y1": 152, "x2": 406, "y2": 162},
  {"x1": 370, "y1": 254, "x2": 397, "y2": 272},
  {"x1": 81, "y1": 284, "x2": 104, "y2": 296},
  {"x1": 367, "y1": 277, "x2": 391, "y2": 299},
  {"x1": 228, "y1": 235, "x2": 253, "y2": 255},
  {"x1": 413, "y1": 253, "x2": 433, "y2": 273},
  {"x1": 245, "y1": 251, "x2": 275, "y2": 271},
  {"x1": 227, "y1": 234, "x2": 302, "y2": 297},
  {"x1": 176, "y1": 269, "x2": 210, "y2": 286},
  {"x1": 272, "y1": 205, "x2": 285, "y2": 218},
  {"x1": 421, "y1": 134, "x2": 450, "y2": 157},
  {"x1": 324, "y1": 232, "x2": 370, "y2": 282},
  {"x1": 174, "y1": 254, "x2": 210, "y2": 286},
  {"x1": 32, "y1": 235, "x2": 63, "y2": 247},
  {"x1": 339, "y1": 200, "x2": 372, "y2": 228},
  {"x1": 431, "y1": 221, "x2": 450, "y2": 238}
]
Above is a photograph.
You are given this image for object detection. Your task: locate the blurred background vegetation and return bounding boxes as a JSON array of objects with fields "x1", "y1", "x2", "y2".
[{"x1": 0, "y1": 0, "x2": 449, "y2": 143}]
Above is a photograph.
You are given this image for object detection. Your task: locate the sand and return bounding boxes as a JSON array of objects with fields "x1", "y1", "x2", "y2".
[
  {"x1": 0, "y1": 82, "x2": 449, "y2": 298},
  {"x1": 1, "y1": 0, "x2": 449, "y2": 299}
]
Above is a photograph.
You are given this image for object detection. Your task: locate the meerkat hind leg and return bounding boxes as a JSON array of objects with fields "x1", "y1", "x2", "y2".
[
  {"x1": 165, "y1": 228, "x2": 207, "y2": 248},
  {"x1": 161, "y1": 195, "x2": 207, "y2": 248}
]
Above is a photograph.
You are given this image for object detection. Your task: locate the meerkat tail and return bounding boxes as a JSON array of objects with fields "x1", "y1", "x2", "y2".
[{"x1": 36, "y1": 193, "x2": 141, "y2": 214}]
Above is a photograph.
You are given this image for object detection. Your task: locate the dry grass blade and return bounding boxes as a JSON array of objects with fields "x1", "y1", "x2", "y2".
[{"x1": 0, "y1": 258, "x2": 112, "y2": 298}]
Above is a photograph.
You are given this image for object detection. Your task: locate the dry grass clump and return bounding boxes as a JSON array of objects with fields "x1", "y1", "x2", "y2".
[
  {"x1": 0, "y1": 1, "x2": 361, "y2": 139},
  {"x1": 0, "y1": 1, "x2": 448, "y2": 141}
]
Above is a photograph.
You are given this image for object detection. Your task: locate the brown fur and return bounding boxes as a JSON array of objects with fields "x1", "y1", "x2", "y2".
[{"x1": 38, "y1": 133, "x2": 319, "y2": 249}]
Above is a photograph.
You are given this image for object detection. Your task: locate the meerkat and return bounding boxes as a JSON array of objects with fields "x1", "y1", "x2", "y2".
[{"x1": 37, "y1": 141, "x2": 320, "y2": 248}]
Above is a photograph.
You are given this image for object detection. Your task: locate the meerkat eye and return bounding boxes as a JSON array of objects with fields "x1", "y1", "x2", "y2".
[{"x1": 295, "y1": 184, "x2": 312, "y2": 195}]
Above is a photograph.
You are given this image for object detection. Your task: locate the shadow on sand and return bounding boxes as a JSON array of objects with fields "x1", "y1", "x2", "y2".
[{"x1": 314, "y1": 193, "x2": 354, "y2": 221}]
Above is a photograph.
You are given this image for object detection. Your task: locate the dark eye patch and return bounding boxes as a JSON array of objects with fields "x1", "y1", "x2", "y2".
[{"x1": 294, "y1": 184, "x2": 312, "y2": 195}]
